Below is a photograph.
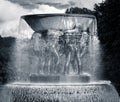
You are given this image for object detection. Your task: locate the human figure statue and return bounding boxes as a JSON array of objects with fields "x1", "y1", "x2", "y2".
[
  {"x1": 30, "y1": 32, "x2": 46, "y2": 75},
  {"x1": 44, "y1": 29, "x2": 63, "y2": 74},
  {"x1": 78, "y1": 30, "x2": 89, "y2": 74},
  {"x1": 61, "y1": 26, "x2": 89, "y2": 75},
  {"x1": 60, "y1": 25, "x2": 82, "y2": 75},
  {"x1": 30, "y1": 28, "x2": 89, "y2": 75},
  {"x1": 30, "y1": 30, "x2": 63, "y2": 75},
  {"x1": 65, "y1": 27, "x2": 81, "y2": 73}
]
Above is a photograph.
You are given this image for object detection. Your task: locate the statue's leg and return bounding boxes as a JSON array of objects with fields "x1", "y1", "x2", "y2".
[
  {"x1": 53, "y1": 48, "x2": 59, "y2": 74},
  {"x1": 44, "y1": 52, "x2": 50, "y2": 75},
  {"x1": 41, "y1": 52, "x2": 46, "y2": 75},
  {"x1": 48, "y1": 53, "x2": 52, "y2": 75},
  {"x1": 34, "y1": 51, "x2": 40, "y2": 75},
  {"x1": 76, "y1": 48, "x2": 82, "y2": 75},
  {"x1": 70, "y1": 46, "x2": 76, "y2": 74},
  {"x1": 64, "y1": 52, "x2": 71, "y2": 74},
  {"x1": 50, "y1": 55, "x2": 54, "y2": 74},
  {"x1": 41, "y1": 55, "x2": 45, "y2": 75},
  {"x1": 38, "y1": 51, "x2": 44, "y2": 75},
  {"x1": 44, "y1": 55, "x2": 47, "y2": 74},
  {"x1": 38, "y1": 53, "x2": 41, "y2": 74},
  {"x1": 50, "y1": 52, "x2": 56, "y2": 74}
]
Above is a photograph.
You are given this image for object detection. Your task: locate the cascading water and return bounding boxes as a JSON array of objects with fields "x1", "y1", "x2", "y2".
[
  {"x1": 0, "y1": 14, "x2": 119, "y2": 102},
  {"x1": 13, "y1": 14, "x2": 99, "y2": 82}
]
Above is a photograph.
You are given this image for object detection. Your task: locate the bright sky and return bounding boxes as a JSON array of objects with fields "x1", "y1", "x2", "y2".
[{"x1": 0, "y1": 0, "x2": 103, "y2": 38}]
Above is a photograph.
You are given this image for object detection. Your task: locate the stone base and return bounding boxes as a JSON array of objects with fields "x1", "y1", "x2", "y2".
[
  {"x1": 30, "y1": 75, "x2": 60, "y2": 83},
  {"x1": 60, "y1": 75, "x2": 90, "y2": 83},
  {"x1": 0, "y1": 81, "x2": 119, "y2": 102},
  {"x1": 29, "y1": 74, "x2": 90, "y2": 83}
]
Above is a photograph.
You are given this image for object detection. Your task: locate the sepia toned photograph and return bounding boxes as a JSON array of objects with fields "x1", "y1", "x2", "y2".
[{"x1": 0, "y1": 0, "x2": 120, "y2": 102}]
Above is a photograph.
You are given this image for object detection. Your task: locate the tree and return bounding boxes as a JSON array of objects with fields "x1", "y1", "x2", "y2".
[
  {"x1": 0, "y1": 36, "x2": 15, "y2": 84},
  {"x1": 66, "y1": 7, "x2": 93, "y2": 14},
  {"x1": 94, "y1": 0, "x2": 120, "y2": 95}
]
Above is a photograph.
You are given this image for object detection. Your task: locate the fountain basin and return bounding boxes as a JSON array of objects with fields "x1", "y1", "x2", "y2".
[
  {"x1": 21, "y1": 14, "x2": 96, "y2": 32},
  {"x1": 0, "y1": 81, "x2": 119, "y2": 102}
]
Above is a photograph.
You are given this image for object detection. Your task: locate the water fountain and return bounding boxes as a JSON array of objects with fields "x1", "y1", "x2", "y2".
[{"x1": 0, "y1": 14, "x2": 119, "y2": 102}]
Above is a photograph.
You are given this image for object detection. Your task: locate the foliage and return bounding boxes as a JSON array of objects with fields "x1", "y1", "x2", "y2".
[
  {"x1": 66, "y1": 7, "x2": 93, "y2": 14},
  {"x1": 94, "y1": 0, "x2": 120, "y2": 95},
  {"x1": 0, "y1": 36, "x2": 15, "y2": 84}
]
